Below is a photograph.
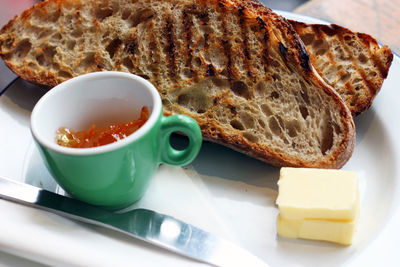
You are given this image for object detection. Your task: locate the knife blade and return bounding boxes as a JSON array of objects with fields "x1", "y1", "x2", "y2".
[
  {"x1": 0, "y1": 60, "x2": 17, "y2": 96},
  {"x1": 0, "y1": 177, "x2": 269, "y2": 267}
]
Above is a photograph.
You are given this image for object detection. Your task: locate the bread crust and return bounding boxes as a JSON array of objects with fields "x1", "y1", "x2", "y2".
[{"x1": 0, "y1": 0, "x2": 355, "y2": 168}]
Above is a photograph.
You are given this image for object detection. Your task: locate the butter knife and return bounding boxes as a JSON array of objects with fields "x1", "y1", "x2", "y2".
[{"x1": 0, "y1": 177, "x2": 269, "y2": 267}]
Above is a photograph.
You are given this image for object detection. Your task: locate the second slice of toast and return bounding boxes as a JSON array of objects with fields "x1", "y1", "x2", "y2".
[{"x1": 290, "y1": 20, "x2": 393, "y2": 117}]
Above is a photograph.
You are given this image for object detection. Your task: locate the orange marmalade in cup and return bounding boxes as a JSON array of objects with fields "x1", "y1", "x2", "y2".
[{"x1": 56, "y1": 106, "x2": 149, "y2": 148}]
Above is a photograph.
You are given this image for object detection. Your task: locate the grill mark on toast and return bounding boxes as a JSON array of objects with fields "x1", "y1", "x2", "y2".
[
  {"x1": 220, "y1": 11, "x2": 234, "y2": 81},
  {"x1": 261, "y1": 37, "x2": 270, "y2": 74},
  {"x1": 182, "y1": 9, "x2": 193, "y2": 72},
  {"x1": 238, "y1": 6, "x2": 255, "y2": 80},
  {"x1": 148, "y1": 22, "x2": 160, "y2": 86},
  {"x1": 125, "y1": 34, "x2": 138, "y2": 67},
  {"x1": 195, "y1": 7, "x2": 213, "y2": 79},
  {"x1": 164, "y1": 17, "x2": 177, "y2": 79},
  {"x1": 199, "y1": 11, "x2": 213, "y2": 77},
  {"x1": 256, "y1": 17, "x2": 270, "y2": 73}
]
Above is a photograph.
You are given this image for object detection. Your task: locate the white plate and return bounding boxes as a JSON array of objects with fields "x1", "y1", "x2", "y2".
[{"x1": 0, "y1": 11, "x2": 400, "y2": 267}]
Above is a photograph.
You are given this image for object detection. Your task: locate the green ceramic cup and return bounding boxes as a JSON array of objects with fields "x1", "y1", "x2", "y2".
[{"x1": 30, "y1": 71, "x2": 202, "y2": 210}]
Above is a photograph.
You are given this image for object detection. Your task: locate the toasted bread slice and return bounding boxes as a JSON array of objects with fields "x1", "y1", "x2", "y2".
[
  {"x1": 290, "y1": 20, "x2": 393, "y2": 117},
  {"x1": 0, "y1": 0, "x2": 355, "y2": 168}
]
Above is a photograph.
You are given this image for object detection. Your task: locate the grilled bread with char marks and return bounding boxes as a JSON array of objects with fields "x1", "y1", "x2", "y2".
[
  {"x1": 290, "y1": 20, "x2": 393, "y2": 117},
  {"x1": 0, "y1": 0, "x2": 355, "y2": 168}
]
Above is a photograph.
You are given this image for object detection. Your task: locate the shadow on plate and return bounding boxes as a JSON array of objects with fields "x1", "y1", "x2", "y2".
[{"x1": 171, "y1": 134, "x2": 280, "y2": 190}]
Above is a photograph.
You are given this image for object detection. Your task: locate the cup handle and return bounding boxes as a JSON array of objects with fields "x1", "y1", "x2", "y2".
[{"x1": 160, "y1": 115, "x2": 202, "y2": 166}]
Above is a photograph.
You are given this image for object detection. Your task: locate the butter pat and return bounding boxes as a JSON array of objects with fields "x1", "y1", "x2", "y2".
[
  {"x1": 276, "y1": 167, "x2": 360, "y2": 245},
  {"x1": 276, "y1": 214, "x2": 359, "y2": 245},
  {"x1": 276, "y1": 167, "x2": 359, "y2": 220}
]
